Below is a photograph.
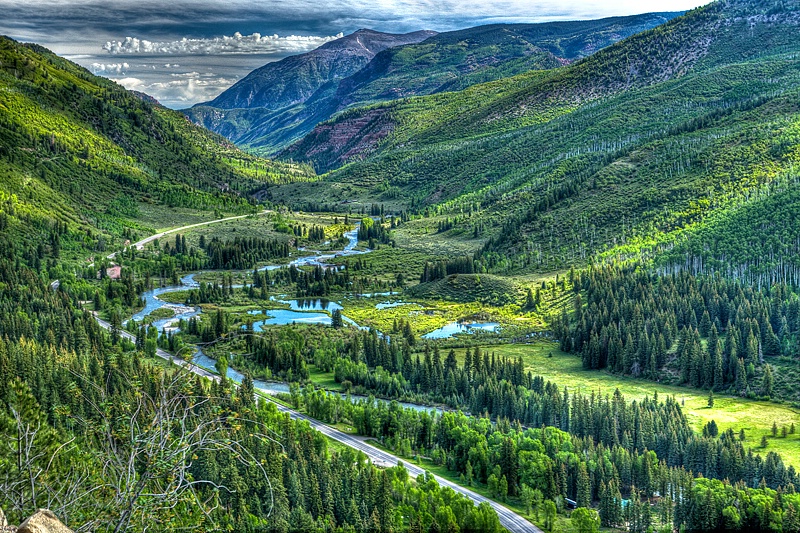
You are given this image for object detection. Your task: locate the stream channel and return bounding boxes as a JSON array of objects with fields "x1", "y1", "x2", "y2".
[{"x1": 127, "y1": 227, "x2": 446, "y2": 413}]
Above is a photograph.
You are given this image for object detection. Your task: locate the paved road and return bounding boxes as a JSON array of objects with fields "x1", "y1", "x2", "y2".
[
  {"x1": 94, "y1": 314, "x2": 220, "y2": 380},
  {"x1": 273, "y1": 405, "x2": 541, "y2": 533},
  {"x1": 106, "y1": 210, "x2": 271, "y2": 260},
  {"x1": 93, "y1": 315, "x2": 541, "y2": 533}
]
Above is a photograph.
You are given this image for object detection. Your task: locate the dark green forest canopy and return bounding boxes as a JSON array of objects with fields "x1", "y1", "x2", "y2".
[{"x1": 6, "y1": 0, "x2": 800, "y2": 531}]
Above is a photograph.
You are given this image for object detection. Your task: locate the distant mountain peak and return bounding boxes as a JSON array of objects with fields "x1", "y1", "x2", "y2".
[
  {"x1": 186, "y1": 13, "x2": 681, "y2": 156},
  {"x1": 199, "y1": 29, "x2": 437, "y2": 111}
]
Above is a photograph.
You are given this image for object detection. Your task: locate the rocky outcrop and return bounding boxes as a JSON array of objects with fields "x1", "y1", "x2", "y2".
[
  {"x1": 279, "y1": 107, "x2": 395, "y2": 173},
  {"x1": 0, "y1": 509, "x2": 73, "y2": 533}
]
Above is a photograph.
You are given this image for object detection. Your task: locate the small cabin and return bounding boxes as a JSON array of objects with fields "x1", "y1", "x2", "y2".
[{"x1": 98, "y1": 265, "x2": 122, "y2": 280}]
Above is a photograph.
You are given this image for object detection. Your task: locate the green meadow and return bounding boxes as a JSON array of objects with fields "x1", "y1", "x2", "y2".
[{"x1": 492, "y1": 342, "x2": 800, "y2": 468}]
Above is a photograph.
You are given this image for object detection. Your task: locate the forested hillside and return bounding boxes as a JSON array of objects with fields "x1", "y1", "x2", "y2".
[
  {"x1": 186, "y1": 13, "x2": 677, "y2": 154},
  {"x1": 275, "y1": 0, "x2": 800, "y2": 273},
  {"x1": 0, "y1": 247, "x2": 504, "y2": 531},
  {"x1": 9, "y1": 0, "x2": 800, "y2": 530},
  {"x1": 0, "y1": 37, "x2": 314, "y2": 259},
  {"x1": 0, "y1": 36, "x2": 506, "y2": 532}
]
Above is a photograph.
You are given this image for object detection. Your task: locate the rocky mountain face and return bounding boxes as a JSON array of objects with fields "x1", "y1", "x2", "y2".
[
  {"x1": 201, "y1": 29, "x2": 437, "y2": 111},
  {"x1": 185, "y1": 14, "x2": 678, "y2": 155},
  {"x1": 328, "y1": 12, "x2": 681, "y2": 106},
  {"x1": 280, "y1": 0, "x2": 800, "y2": 175}
]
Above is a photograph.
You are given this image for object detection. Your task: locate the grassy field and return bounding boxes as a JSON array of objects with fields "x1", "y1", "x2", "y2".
[
  {"x1": 328, "y1": 246, "x2": 436, "y2": 285},
  {"x1": 308, "y1": 365, "x2": 338, "y2": 390},
  {"x1": 342, "y1": 298, "x2": 481, "y2": 336},
  {"x1": 176, "y1": 211, "x2": 347, "y2": 247},
  {"x1": 408, "y1": 274, "x2": 518, "y2": 306},
  {"x1": 489, "y1": 342, "x2": 800, "y2": 468},
  {"x1": 337, "y1": 271, "x2": 578, "y2": 338},
  {"x1": 145, "y1": 307, "x2": 175, "y2": 320},
  {"x1": 392, "y1": 217, "x2": 486, "y2": 256},
  {"x1": 136, "y1": 203, "x2": 218, "y2": 233},
  {"x1": 179, "y1": 213, "x2": 290, "y2": 248}
]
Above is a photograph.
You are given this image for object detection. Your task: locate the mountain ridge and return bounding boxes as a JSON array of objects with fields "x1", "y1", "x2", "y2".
[
  {"x1": 185, "y1": 13, "x2": 680, "y2": 154},
  {"x1": 199, "y1": 29, "x2": 437, "y2": 111},
  {"x1": 0, "y1": 36, "x2": 314, "y2": 255},
  {"x1": 269, "y1": 0, "x2": 800, "y2": 275},
  {"x1": 281, "y1": 0, "x2": 799, "y2": 172}
]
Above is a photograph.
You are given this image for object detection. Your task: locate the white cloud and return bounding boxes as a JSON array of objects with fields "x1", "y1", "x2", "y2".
[
  {"x1": 91, "y1": 62, "x2": 129, "y2": 74},
  {"x1": 103, "y1": 32, "x2": 344, "y2": 56},
  {"x1": 170, "y1": 71, "x2": 202, "y2": 78},
  {"x1": 111, "y1": 72, "x2": 236, "y2": 104},
  {"x1": 112, "y1": 77, "x2": 146, "y2": 88}
]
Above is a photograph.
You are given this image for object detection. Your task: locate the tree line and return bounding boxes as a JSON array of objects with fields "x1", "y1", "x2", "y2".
[{"x1": 553, "y1": 263, "x2": 800, "y2": 401}]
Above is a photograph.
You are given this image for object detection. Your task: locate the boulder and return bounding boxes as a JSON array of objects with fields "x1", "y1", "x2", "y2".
[
  {"x1": 16, "y1": 510, "x2": 72, "y2": 533},
  {"x1": 0, "y1": 507, "x2": 6, "y2": 526}
]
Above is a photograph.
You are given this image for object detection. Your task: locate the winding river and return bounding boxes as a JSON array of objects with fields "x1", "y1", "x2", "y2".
[
  {"x1": 129, "y1": 228, "x2": 365, "y2": 331},
  {"x1": 127, "y1": 227, "x2": 443, "y2": 412}
]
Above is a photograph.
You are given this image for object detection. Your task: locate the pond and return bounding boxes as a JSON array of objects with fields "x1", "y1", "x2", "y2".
[
  {"x1": 248, "y1": 308, "x2": 333, "y2": 328},
  {"x1": 281, "y1": 298, "x2": 343, "y2": 312},
  {"x1": 422, "y1": 321, "x2": 501, "y2": 339}
]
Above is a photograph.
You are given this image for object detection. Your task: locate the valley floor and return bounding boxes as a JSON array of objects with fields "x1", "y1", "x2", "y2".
[{"x1": 493, "y1": 344, "x2": 800, "y2": 468}]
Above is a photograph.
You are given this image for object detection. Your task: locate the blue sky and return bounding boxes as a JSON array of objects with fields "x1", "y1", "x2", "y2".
[{"x1": 0, "y1": 0, "x2": 708, "y2": 108}]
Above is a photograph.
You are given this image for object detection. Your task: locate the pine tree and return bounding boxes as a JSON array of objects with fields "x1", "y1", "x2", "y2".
[
  {"x1": 699, "y1": 310, "x2": 712, "y2": 337},
  {"x1": 240, "y1": 372, "x2": 255, "y2": 408},
  {"x1": 499, "y1": 437, "x2": 518, "y2": 496},
  {"x1": 544, "y1": 500, "x2": 557, "y2": 532},
  {"x1": 577, "y1": 462, "x2": 591, "y2": 508},
  {"x1": 761, "y1": 363, "x2": 774, "y2": 398},
  {"x1": 712, "y1": 340, "x2": 724, "y2": 391},
  {"x1": 331, "y1": 309, "x2": 344, "y2": 329},
  {"x1": 598, "y1": 481, "x2": 612, "y2": 527},
  {"x1": 735, "y1": 358, "x2": 747, "y2": 395},
  {"x1": 525, "y1": 288, "x2": 536, "y2": 310}
]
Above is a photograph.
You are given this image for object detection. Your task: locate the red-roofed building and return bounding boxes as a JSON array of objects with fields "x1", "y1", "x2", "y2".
[{"x1": 98, "y1": 265, "x2": 122, "y2": 279}]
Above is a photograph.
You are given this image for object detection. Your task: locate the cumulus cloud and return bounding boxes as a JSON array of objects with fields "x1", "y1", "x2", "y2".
[
  {"x1": 103, "y1": 32, "x2": 344, "y2": 56},
  {"x1": 0, "y1": 0, "x2": 707, "y2": 108},
  {"x1": 111, "y1": 72, "x2": 237, "y2": 104},
  {"x1": 91, "y1": 62, "x2": 129, "y2": 74}
]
